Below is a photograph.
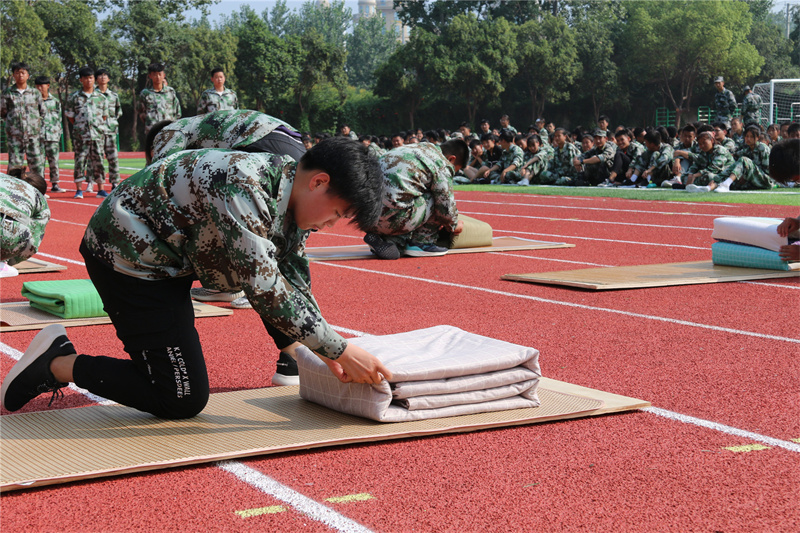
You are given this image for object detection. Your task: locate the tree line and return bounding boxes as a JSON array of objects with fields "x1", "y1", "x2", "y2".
[{"x1": 2, "y1": 0, "x2": 798, "y2": 150}]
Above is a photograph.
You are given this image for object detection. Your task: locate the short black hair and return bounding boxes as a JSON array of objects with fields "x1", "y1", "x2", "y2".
[
  {"x1": 440, "y1": 139, "x2": 469, "y2": 168},
  {"x1": 656, "y1": 126, "x2": 669, "y2": 143},
  {"x1": 788, "y1": 123, "x2": 800, "y2": 137},
  {"x1": 460, "y1": 121, "x2": 471, "y2": 129},
  {"x1": 148, "y1": 62, "x2": 165, "y2": 73},
  {"x1": 78, "y1": 66, "x2": 94, "y2": 78},
  {"x1": 11, "y1": 62, "x2": 29, "y2": 74},
  {"x1": 514, "y1": 133, "x2": 526, "y2": 144},
  {"x1": 498, "y1": 129, "x2": 515, "y2": 143},
  {"x1": 527, "y1": 134, "x2": 541, "y2": 145},
  {"x1": 615, "y1": 129, "x2": 632, "y2": 139},
  {"x1": 298, "y1": 137, "x2": 383, "y2": 231},
  {"x1": 667, "y1": 126, "x2": 677, "y2": 138},
  {"x1": 468, "y1": 139, "x2": 482, "y2": 149},
  {"x1": 633, "y1": 127, "x2": 646, "y2": 138},
  {"x1": 711, "y1": 122, "x2": 728, "y2": 132},
  {"x1": 682, "y1": 124, "x2": 696, "y2": 134},
  {"x1": 479, "y1": 118, "x2": 489, "y2": 126},
  {"x1": 554, "y1": 128, "x2": 569, "y2": 136},
  {"x1": 210, "y1": 67, "x2": 224, "y2": 76},
  {"x1": 144, "y1": 120, "x2": 174, "y2": 164},
  {"x1": 480, "y1": 132, "x2": 497, "y2": 142},
  {"x1": 34, "y1": 76, "x2": 50, "y2": 85},
  {"x1": 598, "y1": 114, "x2": 609, "y2": 122},
  {"x1": 768, "y1": 139, "x2": 800, "y2": 184},
  {"x1": 644, "y1": 131, "x2": 662, "y2": 146},
  {"x1": 95, "y1": 68, "x2": 110, "y2": 77},
  {"x1": 696, "y1": 124, "x2": 713, "y2": 135},
  {"x1": 424, "y1": 130, "x2": 439, "y2": 143},
  {"x1": 8, "y1": 168, "x2": 46, "y2": 196}
]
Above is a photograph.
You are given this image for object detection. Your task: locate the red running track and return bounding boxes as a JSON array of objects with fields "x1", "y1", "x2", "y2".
[{"x1": 1, "y1": 188, "x2": 799, "y2": 532}]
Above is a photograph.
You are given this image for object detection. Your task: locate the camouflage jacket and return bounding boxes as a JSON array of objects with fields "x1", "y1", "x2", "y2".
[
  {"x1": 538, "y1": 128, "x2": 550, "y2": 145},
  {"x1": 196, "y1": 88, "x2": 238, "y2": 115},
  {"x1": 65, "y1": 90, "x2": 109, "y2": 141},
  {"x1": 376, "y1": 143, "x2": 459, "y2": 233},
  {"x1": 82, "y1": 148, "x2": 347, "y2": 359},
  {"x1": 367, "y1": 142, "x2": 386, "y2": 158},
  {"x1": 741, "y1": 92, "x2": 763, "y2": 124},
  {"x1": 497, "y1": 143, "x2": 524, "y2": 171},
  {"x1": 580, "y1": 142, "x2": 617, "y2": 170},
  {"x1": 95, "y1": 88, "x2": 122, "y2": 135},
  {"x1": 714, "y1": 88, "x2": 737, "y2": 119},
  {"x1": 0, "y1": 173, "x2": 50, "y2": 265},
  {"x1": 523, "y1": 146, "x2": 552, "y2": 167},
  {"x1": 647, "y1": 143, "x2": 675, "y2": 171},
  {"x1": 687, "y1": 145, "x2": 734, "y2": 177},
  {"x1": 551, "y1": 142, "x2": 581, "y2": 177},
  {"x1": 40, "y1": 96, "x2": 62, "y2": 142},
  {"x1": 0, "y1": 86, "x2": 45, "y2": 139},
  {"x1": 620, "y1": 142, "x2": 646, "y2": 167},
  {"x1": 152, "y1": 110, "x2": 295, "y2": 163},
  {"x1": 137, "y1": 86, "x2": 181, "y2": 132},
  {"x1": 719, "y1": 137, "x2": 737, "y2": 155},
  {"x1": 735, "y1": 142, "x2": 771, "y2": 173},
  {"x1": 673, "y1": 140, "x2": 698, "y2": 162}
]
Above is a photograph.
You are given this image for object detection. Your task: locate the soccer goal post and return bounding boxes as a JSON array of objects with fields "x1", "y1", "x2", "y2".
[{"x1": 752, "y1": 79, "x2": 800, "y2": 127}]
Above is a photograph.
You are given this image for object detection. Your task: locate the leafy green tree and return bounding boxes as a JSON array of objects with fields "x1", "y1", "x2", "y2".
[
  {"x1": 623, "y1": 0, "x2": 763, "y2": 127},
  {"x1": 512, "y1": 14, "x2": 579, "y2": 122},
  {"x1": 284, "y1": 0, "x2": 351, "y2": 49},
  {"x1": 394, "y1": 0, "x2": 549, "y2": 34},
  {"x1": 265, "y1": 0, "x2": 291, "y2": 37},
  {"x1": 291, "y1": 29, "x2": 347, "y2": 129},
  {"x1": 346, "y1": 14, "x2": 398, "y2": 89},
  {"x1": 0, "y1": 0, "x2": 51, "y2": 78}
]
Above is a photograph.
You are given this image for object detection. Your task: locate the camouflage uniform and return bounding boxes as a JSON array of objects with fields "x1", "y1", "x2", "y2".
[
  {"x1": 577, "y1": 141, "x2": 616, "y2": 185},
  {"x1": 721, "y1": 142, "x2": 773, "y2": 190},
  {"x1": 538, "y1": 127, "x2": 550, "y2": 145},
  {"x1": 39, "y1": 95, "x2": 62, "y2": 185},
  {"x1": 0, "y1": 173, "x2": 50, "y2": 265},
  {"x1": 0, "y1": 86, "x2": 45, "y2": 174},
  {"x1": 719, "y1": 137, "x2": 737, "y2": 156},
  {"x1": 673, "y1": 140, "x2": 697, "y2": 174},
  {"x1": 542, "y1": 143, "x2": 581, "y2": 185},
  {"x1": 522, "y1": 146, "x2": 552, "y2": 184},
  {"x1": 714, "y1": 88, "x2": 737, "y2": 127},
  {"x1": 65, "y1": 89, "x2": 109, "y2": 184},
  {"x1": 488, "y1": 143, "x2": 525, "y2": 183},
  {"x1": 83, "y1": 148, "x2": 346, "y2": 359},
  {"x1": 643, "y1": 143, "x2": 675, "y2": 186},
  {"x1": 367, "y1": 142, "x2": 385, "y2": 158},
  {"x1": 741, "y1": 92, "x2": 763, "y2": 126},
  {"x1": 96, "y1": 87, "x2": 123, "y2": 186},
  {"x1": 152, "y1": 110, "x2": 294, "y2": 163},
  {"x1": 137, "y1": 86, "x2": 181, "y2": 136},
  {"x1": 684, "y1": 145, "x2": 734, "y2": 185},
  {"x1": 196, "y1": 88, "x2": 238, "y2": 115},
  {"x1": 371, "y1": 143, "x2": 458, "y2": 248}
]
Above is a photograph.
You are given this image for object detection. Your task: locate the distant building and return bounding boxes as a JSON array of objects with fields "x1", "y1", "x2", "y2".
[{"x1": 355, "y1": 0, "x2": 411, "y2": 43}]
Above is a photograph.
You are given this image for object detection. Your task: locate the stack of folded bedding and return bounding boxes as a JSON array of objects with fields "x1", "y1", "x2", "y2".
[
  {"x1": 21, "y1": 279, "x2": 108, "y2": 319},
  {"x1": 711, "y1": 217, "x2": 798, "y2": 271},
  {"x1": 297, "y1": 325, "x2": 541, "y2": 423}
]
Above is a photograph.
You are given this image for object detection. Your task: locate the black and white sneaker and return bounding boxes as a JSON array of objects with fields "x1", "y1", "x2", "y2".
[
  {"x1": 1, "y1": 324, "x2": 75, "y2": 411},
  {"x1": 364, "y1": 233, "x2": 400, "y2": 260},
  {"x1": 272, "y1": 352, "x2": 299, "y2": 386}
]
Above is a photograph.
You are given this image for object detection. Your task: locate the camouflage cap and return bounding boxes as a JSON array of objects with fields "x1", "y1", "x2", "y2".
[
  {"x1": 593, "y1": 129, "x2": 607, "y2": 137},
  {"x1": 743, "y1": 85, "x2": 751, "y2": 92},
  {"x1": 714, "y1": 76, "x2": 724, "y2": 83}
]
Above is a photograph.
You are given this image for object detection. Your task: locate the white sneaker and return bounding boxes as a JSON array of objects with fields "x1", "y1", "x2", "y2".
[
  {"x1": 85, "y1": 182, "x2": 94, "y2": 193},
  {"x1": 190, "y1": 287, "x2": 245, "y2": 302},
  {"x1": 661, "y1": 177, "x2": 681, "y2": 188},
  {"x1": 714, "y1": 183, "x2": 730, "y2": 193},
  {"x1": 0, "y1": 262, "x2": 19, "y2": 278},
  {"x1": 597, "y1": 179, "x2": 614, "y2": 188},
  {"x1": 517, "y1": 178, "x2": 530, "y2": 186},
  {"x1": 685, "y1": 184, "x2": 710, "y2": 193},
  {"x1": 231, "y1": 296, "x2": 252, "y2": 309}
]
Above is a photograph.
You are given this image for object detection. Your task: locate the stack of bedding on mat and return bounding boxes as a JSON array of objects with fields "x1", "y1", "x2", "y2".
[
  {"x1": 21, "y1": 279, "x2": 107, "y2": 319},
  {"x1": 297, "y1": 325, "x2": 540, "y2": 422},
  {"x1": 711, "y1": 217, "x2": 799, "y2": 271}
]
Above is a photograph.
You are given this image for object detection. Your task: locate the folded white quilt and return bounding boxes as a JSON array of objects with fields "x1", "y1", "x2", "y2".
[
  {"x1": 297, "y1": 325, "x2": 541, "y2": 422},
  {"x1": 711, "y1": 217, "x2": 790, "y2": 252}
]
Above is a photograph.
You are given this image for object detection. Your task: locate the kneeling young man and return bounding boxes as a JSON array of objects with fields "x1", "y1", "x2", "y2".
[
  {"x1": 363, "y1": 139, "x2": 468, "y2": 259},
  {"x1": 1, "y1": 138, "x2": 392, "y2": 418}
]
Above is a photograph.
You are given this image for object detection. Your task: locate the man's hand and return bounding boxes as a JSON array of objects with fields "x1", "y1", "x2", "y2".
[
  {"x1": 778, "y1": 244, "x2": 800, "y2": 262},
  {"x1": 453, "y1": 219, "x2": 464, "y2": 234},
  {"x1": 320, "y1": 344, "x2": 393, "y2": 384},
  {"x1": 777, "y1": 217, "x2": 800, "y2": 238}
]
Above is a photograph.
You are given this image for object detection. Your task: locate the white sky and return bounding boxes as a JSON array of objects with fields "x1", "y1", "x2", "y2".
[{"x1": 183, "y1": 0, "x2": 363, "y2": 22}]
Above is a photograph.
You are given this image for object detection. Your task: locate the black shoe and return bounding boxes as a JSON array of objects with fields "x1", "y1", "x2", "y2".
[
  {"x1": 1, "y1": 324, "x2": 74, "y2": 411},
  {"x1": 272, "y1": 352, "x2": 299, "y2": 386},
  {"x1": 50, "y1": 185, "x2": 65, "y2": 193},
  {"x1": 364, "y1": 233, "x2": 400, "y2": 260}
]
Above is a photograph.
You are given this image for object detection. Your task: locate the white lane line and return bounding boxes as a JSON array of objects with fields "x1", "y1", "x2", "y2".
[
  {"x1": 502, "y1": 229, "x2": 709, "y2": 249},
  {"x1": 457, "y1": 199, "x2": 744, "y2": 217},
  {"x1": 462, "y1": 210, "x2": 710, "y2": 231},
  {"x1": 47, "y1": 199, "x2": 101, "y2": 207},
  {"x1": 51, "y1": 218, "x2": 88, "y2": 227},
  {"x1": 738, "y1": 280, "x2": 800, "y2": 290},
  {"x1": 488, "y1": 251, "x2": 611, "y2": 267},
  {"x1": 316, "y1": 262, "x2": 800, "y2": 344},
  {"x1": 642, "y1": 407, "x2": 800, "y2": 453},
  {"x1": 218, "y1": 462, "x2": 375, "y2": 532},
  {"x1": 35, "y1": 252, "x2": 85, "y2": 266}
]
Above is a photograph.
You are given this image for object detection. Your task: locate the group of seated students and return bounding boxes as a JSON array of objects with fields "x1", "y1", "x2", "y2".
[{"x1": 326, "y1": 115, "x2": 799, "y2": 192}]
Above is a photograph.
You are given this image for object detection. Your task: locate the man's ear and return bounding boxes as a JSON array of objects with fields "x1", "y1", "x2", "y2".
[
  {"x1": 446, "y1": 154, "x2": 457, "y2": 166},
  {"x1": 309, "y1": 172, "x2": 331, "y2": 191}
]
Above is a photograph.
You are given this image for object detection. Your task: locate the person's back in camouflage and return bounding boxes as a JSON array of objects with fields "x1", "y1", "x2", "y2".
[{"x1": 0, "y1": 173, "x2": 50, "y2": 265}]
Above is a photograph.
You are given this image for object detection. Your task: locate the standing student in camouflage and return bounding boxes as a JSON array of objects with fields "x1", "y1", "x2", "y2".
[
  {"x1": 740, "y1": 86, "x2": 763, "y2": 127},
  {"x1": 0, "y1": 62, "x2": 45, "y2": 175},
  {"x1": 95, "y1": 69, "x2": 122, "y2": 189},
  {"x1": 196, "y1": 68, "x2": 238, "y2": 115},
  {"x1": 65, "y1": 67, "x2": 109, "y2": 199},
  {"x1": 0, "y1": 171, "x2": 50, "y2": 271},
  {"x1": 487, "y1": 129, "x2": 525, "y2": 184},
  {"x1": 137, "y1": 63, "x2": 181, "y2": 137},
  {"x1": 34, "y1": 77, "x2": 63, "y2": 192},
  {"x1": 363, "y1": 140, "x2": 467, "y2": 259},
  {"x1": 573, "y1": 129, "x2": 616, "y2": 186},
  {"x1": 684, "y1": 131, "x2": 735, "y2": 192},
  {"x1": 716, "y1": 125, "x2": 773, "y2": 192},
  {"x1": 541, "y1": 128, "x2": 580, "y2": 185},
  {"x1": 0, "y1": 138, "x2": 393, "y2": 417},
  {"x1": 713, "y1": 76, "x2": 737, "y2": 128}
]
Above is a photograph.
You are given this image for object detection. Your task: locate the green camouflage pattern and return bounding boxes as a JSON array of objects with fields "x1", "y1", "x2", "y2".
[
  {"x1": 685, "y1": 145, "x2": 735, "y2": 185},
  {"x1": 0, "y1": 173, "x2": 50, "y2": 265},
  {"x1": 65, "y1": 90, "x2": 109, "y2": 141},
  {"x1": 152, "y1": 110, "x2": 292, "y2": 163},
  {"x1": 646, "y1": 143, "x2": 675, "y2": 185},
  {"x1": 41, "y1": 140, "x2": 60, "y2": 184},
  {"x1": 522, "y1": 146, "x2": 552, "y2": 183},
  {"x1": 137, "y1": 86, "x2": 182, "y2": 135},
  {"x1": 196, "y1": 88, "x2": 238, "y2": 115},
  {"x1": 367, "y1": 142, "x2": 385, "y2": 158},
  {"x1": 73, "y1": 137, "x2": 105, "y2": 183},
  {"x1": 372, "y1": 143, "x2": 458, "y2": 246},
  {"x1": 96, "y1": 88, "x2": 122, "y2": 134},
  {"x1": 102, "y1": 132, "x2": 120, "y2": 185},
  {"x1": 741, "y1": 92, "x2": 763, "y2": 125},
  {"x1": 722, "y1": 142, "x2": 772, "y2": 189},
  {"x1": 719, "y1": 137, "x2": 737, "y2": 155},
  {"x1": 40, "y1": 96, "x2": 62, "y2": 142},
  {"x1": 489, "y1": 143, "x2": 525, "y2": 183},
  {"x1": 0, "y1": 86, "x2": 44, "y2": 139},
  {"x1": 82, "y1": 148, "x2": 347, "y2": 359},
  {"x1": 714, "y1": 88, "x2": 737, "y2": 122},
  {"x1": 6, "y1": 136, "x2": 44, "y2": 174},
  {"x1": 541, "y1": 142, "x2": 580, "y2": 183},
  {"x1": 580, "y1": 141, "x2": 617, "y2": 169}
]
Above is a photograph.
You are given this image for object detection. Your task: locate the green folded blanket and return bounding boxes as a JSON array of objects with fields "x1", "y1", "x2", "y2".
[
  {"x1": 711, "y1": 241, "x2": 790, "y2": 271},
  {"x1": 21, "y1": 279, "x2": 108, "y2": 319}
]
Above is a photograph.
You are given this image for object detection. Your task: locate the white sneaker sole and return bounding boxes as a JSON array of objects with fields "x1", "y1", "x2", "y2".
[
  {"x1": 404, "y1": 249, "x2": 448, "y2": 257},
  {"x1": 272, "y1": 373, "x2": 300, "y2": 386},
  {"x1": 1, "y1": 324, "x2": 69, "y2": 409},
  {"x1": 190, "y1": 289, "x2": 245, "y2": 302}
]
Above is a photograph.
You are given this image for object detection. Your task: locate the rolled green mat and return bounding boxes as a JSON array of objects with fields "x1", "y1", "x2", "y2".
[
  {"x1": 437, "y1": 215, "x2": 493, "y2": 249},
  {"x1": 711, "y1": 241, "x2": 790, "y2": 271},
  {"x1": 21, "y1": 279, "x2": 108, "y2": 319}
]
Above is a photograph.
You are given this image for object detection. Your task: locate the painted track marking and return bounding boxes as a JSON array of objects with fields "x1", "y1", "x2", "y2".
[
  {"x1": 462, "y1": 210, "x2": 710, "y2": 231},
  {"x1": 456, "y1": 198, "x2": 748, "y2": 217}
]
